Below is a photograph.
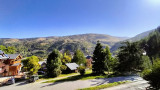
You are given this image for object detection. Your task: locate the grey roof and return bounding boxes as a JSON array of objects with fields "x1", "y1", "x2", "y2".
[
  {"x1": 38, "y1": 61, "x2": 46, "y2": 65},
  {"x1": 11, "y1": 63, "x2": 21, "y2": 66},
  {"x1": 0, "y1": 53, "x2": 9, "y2": 60},
  {"x1": 66, "y1": 63, "x2": 79, "y2": 70},
  {"x1": 7, "y1": 54, "x2": 20, "y2": 59}
]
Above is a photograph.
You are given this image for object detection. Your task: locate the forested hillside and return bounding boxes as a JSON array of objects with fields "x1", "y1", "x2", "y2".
[
  {"x1": 110, "y1": 30, "x2": 154, "y2": 53},
  {"x1": 0, "y1": 34, "x2": 127, "y2": 58},
  {"x1": 140, "y1": 27, "x2": 160, "y2": 60}
]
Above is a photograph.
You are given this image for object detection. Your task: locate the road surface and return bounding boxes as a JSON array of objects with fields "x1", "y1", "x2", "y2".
[{"x1": 0, "y1": 76, "x2": 149, "y2": 90}]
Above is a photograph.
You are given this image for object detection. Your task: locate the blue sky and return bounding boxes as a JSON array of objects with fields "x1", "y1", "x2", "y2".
[{"x1": 0, "y1": 0, "x2": 160, "y2": 38}]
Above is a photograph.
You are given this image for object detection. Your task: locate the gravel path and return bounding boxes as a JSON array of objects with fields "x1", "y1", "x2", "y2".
[{"x1": 0, "y1": 76, "x2": 148, "y2": 90}]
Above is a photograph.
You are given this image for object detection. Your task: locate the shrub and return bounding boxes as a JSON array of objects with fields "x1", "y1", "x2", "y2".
[
  {"x1": 78, "y1": 66, "x2": 86, "y2": 76},
  {"x1": 143, "y1": 58, "x2": 160, "y2": 89}
]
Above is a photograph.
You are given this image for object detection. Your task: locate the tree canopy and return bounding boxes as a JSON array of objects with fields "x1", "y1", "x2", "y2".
[
  {"x1": 116, "y1": 41, "x2": 144, "y2": 74},
  {"x1": 140, "y1": 27, "x2": 160, "y2": 61},
  {"x1": 46, "y1": 49, "x2": 62, "y2": 77},
  {"x1": 143, "y1": 58, "x2": 160, "y2": 89},
  {"x1": 104, "y1": 46, "x2": 117, "y2": 74},
  {"x1": 92, "y1": 41, "x2": 106, "y2": 75},
  {"x1": 22, "y1": 56, "x2": 40, "y2": 75},
  {"x1": 72, "y1": 49, "x2": 86, "y2": 66},
  {"x1": 0, "y1": 45, "x2": 16, "y2": 54}
]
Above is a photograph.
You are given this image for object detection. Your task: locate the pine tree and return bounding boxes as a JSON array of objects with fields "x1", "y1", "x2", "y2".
[
  {"x1": 92, "y1": 41, "x2": 105, "y2": 75},
  {"x1": 116, "y1": 41, "x2": 143, "y2": 74},
  {"x1": 104, "y1": 46, "x2": 114, "y2": 74},
  {"x1": 46, "y1": 49, "x2": 62, "y2": 77}
]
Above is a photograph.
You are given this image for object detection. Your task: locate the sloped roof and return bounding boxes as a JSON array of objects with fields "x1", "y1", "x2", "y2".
[
  {"x1": 7, "y1": 54, "x2": 20, "y2": 59},
  {"x1": 38, "y1": 61, "x2": 46, "y2": 65},
  {"x1": 0, "y1": 55, "x2": 9, "y2": 60},
  {"x1": 11, "y1": 63, "x2": 21, "y2": 66},
  {"x1": 86, "y1": 56, "x2": 92, "y2": 59},
  {"x1": 66, "y1": 63, "x2": 79, "y2": 70}
]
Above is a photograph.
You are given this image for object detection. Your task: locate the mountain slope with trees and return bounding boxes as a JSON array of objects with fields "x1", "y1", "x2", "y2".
[
  {"x1": 0, "y1": 34, "x2": 128, "y2": 58},
  {"x1": 111, "y1": 30, "x2": 154, "y2": 53}
]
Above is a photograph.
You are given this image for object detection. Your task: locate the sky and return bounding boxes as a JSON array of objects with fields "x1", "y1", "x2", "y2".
[{"x1": 0, "y1": 0, "x2": 160, "y2": 38}]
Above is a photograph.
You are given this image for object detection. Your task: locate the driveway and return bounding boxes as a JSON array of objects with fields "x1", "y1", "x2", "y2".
[{"x1": 0, "y1": 76, "x2": 149, "y2": 90}]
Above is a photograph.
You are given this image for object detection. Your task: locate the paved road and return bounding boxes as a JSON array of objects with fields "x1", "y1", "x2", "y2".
[{"x1": 0, "y1": 76, "x2": 149, "y2": 90}]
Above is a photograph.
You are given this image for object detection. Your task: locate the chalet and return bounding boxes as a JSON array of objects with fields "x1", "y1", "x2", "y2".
[
  {"x1": 86, "y1": 56, "x2": 92, "y2": 68},
  {"x1": 65, "y1": 63, "x2": 79, "y2": 73},
  {"x1": 0, "y1": 50, "x2": 9, "y2": 77},
  {"x1": 0, "y1": 50, "x2": 22, "y2": 77}
]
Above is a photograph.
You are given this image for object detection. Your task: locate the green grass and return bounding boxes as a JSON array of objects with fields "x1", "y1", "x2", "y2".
[
  {"x1": 78, "y1": 81, "x2": 129, "y2": 90},
  {"x1": 59, "y1": 73, "x2": 78, "y2": 77},
  {"x1": 43, "y1": 70, "x2": 114, "y2": 83},
  {"x1": 39, "y1": 72, "x2": 78, "y2": 80}
]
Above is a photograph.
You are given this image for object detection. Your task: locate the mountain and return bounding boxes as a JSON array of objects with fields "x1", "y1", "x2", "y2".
[
  {"x1": 128, "y1": 30, "x2": 154, "y2": 42},
  {"x1": 110, "y1": 30, "x2": 155, "y2": 53},
  {"x1": 0, "y1": 34, "x2": 128, "y2": 58}
]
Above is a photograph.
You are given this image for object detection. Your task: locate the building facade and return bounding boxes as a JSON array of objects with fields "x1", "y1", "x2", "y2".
[{"x1": 0, "y1": 50, "x2": 22, "y2": 77}]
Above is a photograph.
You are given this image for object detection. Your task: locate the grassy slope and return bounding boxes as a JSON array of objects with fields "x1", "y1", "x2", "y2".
[{"x1": 43, "y1": 70, "x2": 112, "y2": 83}]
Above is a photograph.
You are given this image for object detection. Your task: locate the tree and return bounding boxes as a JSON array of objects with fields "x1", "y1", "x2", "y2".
[
  {"x1": 22, "y1": 56, "x2": 40, "y2": 75},
  {"x1": 104, "y1": 46, "x2": 117, "y2": 74},
  {"x1": 0, "y1": 45, "x2": 6, "y2": 51},
  {"x1": 92, "y1": 41, "x2": 105, "y2": 75},
  {"x1": 61, "y1": 53, "x2": 72, "y2": 72},
  {"x1": 62, "y1": 53, "x2": 71, "y2": 64},
  {"x1": 46, "y1": 49, "x2": 62, "y2": 77},
  {"x1": 140, "y1": 27, "x2": 160, "y2": 62},
  {"x1": 143, "y1": 58, "x2": 160, "y2": 89},
  {"x1": 116, "y1": 41, "x2": 144, "y2": 74},
  {"x1": 141, "y1": 56, "x2": 152, "y2": 70},
  {"x1": 64, "y1": 50, "x2": 72, "y2": 57},
  {"x1": 6, "y1": 46, "x2": 16, "y2": 54},
  {"x1": 0, "y1": 45, "x2": 16, "y2": 54},
  {"x1": 72, "y1": 49, "x2": 86, "y2": 66}
]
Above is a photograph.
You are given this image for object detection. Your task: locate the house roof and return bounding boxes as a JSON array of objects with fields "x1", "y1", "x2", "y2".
[
  {"x1": 86, "y1": 56, "x2": 92, "y2": 59},
  {"x1": 0, "y1": 54, "x2": 9, "y2": 60},
  {"x1": 38, "y1": 61, "x2": 46, "y2": 65},
  {"x1": 66, "y1": 63, "x2": 79, "y2": 70},
  {"x1": 7, "y1": 54, "x2": 20, "y2": 59},
  {"x1": 11, "y1": 63, "x2": 21, "y2": 66}
]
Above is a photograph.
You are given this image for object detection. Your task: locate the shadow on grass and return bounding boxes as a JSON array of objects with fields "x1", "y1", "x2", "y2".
[
  {"x1": 90, "y1": 75, "x2": 138, "y2": 86},
  {"x1": 43, "y1": 73, "x2": 111, "y2": 83},
  {"x1": 40, "y1": 73, "x2": 135, "y2": 88}
]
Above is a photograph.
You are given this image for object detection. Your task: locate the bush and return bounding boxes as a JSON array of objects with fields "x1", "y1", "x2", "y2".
[
  {"x1": 61, "y1": 65, "x2": 67, "y2": 71},
  {"x1": 78, "y1": 66, "x2": 86, "y2": 76},
  {"x1": 143, "y1": 58, "x2": 160, "y2": 89}
]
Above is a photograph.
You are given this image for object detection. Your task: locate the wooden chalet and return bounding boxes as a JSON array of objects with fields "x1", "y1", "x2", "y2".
[{"x1": 0, "y1": 50, "x2": 22, "y2": 77}]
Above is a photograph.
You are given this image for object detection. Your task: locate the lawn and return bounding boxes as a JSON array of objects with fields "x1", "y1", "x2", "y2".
[
  {"x1": 78, "y1": 81, "x2": 129, "y2": 90},
  {"x1": 39, "y1": 72, "x2": 79, "y2": 80},
  {"x1": 43, "y1": 70, "x2": 113, "y2": 83}
]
